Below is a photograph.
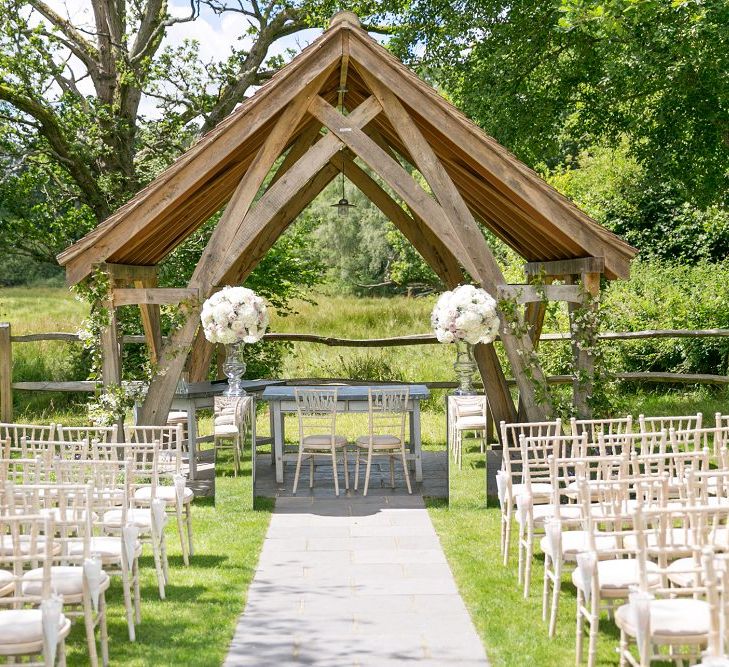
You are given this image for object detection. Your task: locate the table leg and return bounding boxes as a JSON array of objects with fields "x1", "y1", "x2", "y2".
[
  {"x1": 273, "y1": 402, "x2": 284, "y2": 484},
  {"x1": 187, "y1": 406, "x2": 198, "y2": 480},
  {"x1": 413, "y1": 401, "x2": 423, "y2": 482},
  {"x1": 250, "y1": 397, "x2": 257, "y2": 487},
  {"x1": 269, "y1": 406, "x2": 276, "y2": 465}
]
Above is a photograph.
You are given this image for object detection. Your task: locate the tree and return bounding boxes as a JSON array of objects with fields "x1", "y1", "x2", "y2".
[
  {"x1": 391, "y1": 0, "x2": 729, "y2": 209},
  {"x1": 0, "y1": 0, "x2": 398, "y2": 264}
]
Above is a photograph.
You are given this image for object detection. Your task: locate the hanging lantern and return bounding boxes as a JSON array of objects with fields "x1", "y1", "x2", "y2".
[{"x1": 332, "y1": 91, "x2": 356, "y2": 218}]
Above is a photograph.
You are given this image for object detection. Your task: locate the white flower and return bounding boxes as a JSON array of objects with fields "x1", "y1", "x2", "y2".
[
  {"x1": 431, "y1": 284, "x2": 499, "y2": 346},
  {"x1": 200, "y1": 287, "x2": 269, "y2": 344}
]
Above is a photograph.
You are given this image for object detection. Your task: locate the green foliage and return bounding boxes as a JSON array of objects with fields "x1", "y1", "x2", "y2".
[
  {"x1": 322, "y1": 352, "x2": 406, "y2": 382},
  {"x1": 548, "y1": 144, "x2": 729, "y2": 262},
  {"x1": 303, "y1": 176, "x2": 441, "y2": 294},
  {"x1": 601, "y1": 260, "x2": 729, "y2": 375},
  {"x1": 392, "y1": 0, "x2": 729, "y2": 209}
]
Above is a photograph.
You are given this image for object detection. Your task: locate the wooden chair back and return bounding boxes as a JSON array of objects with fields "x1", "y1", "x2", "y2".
[
  {"x1": 365, "y1": 387, "x2": 409, "y2": 446},
  {"x1": 0, "y1": 423, "x2": 55, "y2": 450},
  {"x1": 294, "y1": 388, "x2": 339, "y2": 445},
  {"x1": 639, "y1": 412, "x2": 703, "y2": 434},
  {"x1": 57, "y1": 424, "x2": 118, "y2": 444}
]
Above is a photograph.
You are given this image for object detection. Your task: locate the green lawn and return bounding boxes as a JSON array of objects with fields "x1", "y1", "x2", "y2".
[{"x1": 63, "y1": 454, "x2": 271, "y2": 667}]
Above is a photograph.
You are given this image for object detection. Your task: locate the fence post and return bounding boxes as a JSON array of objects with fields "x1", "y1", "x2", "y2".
[{"x1": 0, "y1": 323, "x2": 12, "y2": 422}]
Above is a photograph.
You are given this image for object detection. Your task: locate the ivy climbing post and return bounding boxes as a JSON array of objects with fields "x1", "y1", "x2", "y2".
[{"x1": 569, "y1": 272, "x2": 601, "y2": 419}]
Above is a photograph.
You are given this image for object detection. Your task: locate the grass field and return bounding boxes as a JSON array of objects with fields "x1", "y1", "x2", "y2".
[{"x1": 2, "y1": 286, "x2": 728, "y2": 665}]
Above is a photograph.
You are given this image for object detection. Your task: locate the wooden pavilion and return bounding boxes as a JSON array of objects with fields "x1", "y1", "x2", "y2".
[{"x1": 57, "y1": 11, "x2": 637, "y2": 430}]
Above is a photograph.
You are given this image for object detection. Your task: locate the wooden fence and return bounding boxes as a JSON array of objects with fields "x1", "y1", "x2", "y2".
[{"x1": 1, "y1": 322, "x2": 728, "y2": 421}]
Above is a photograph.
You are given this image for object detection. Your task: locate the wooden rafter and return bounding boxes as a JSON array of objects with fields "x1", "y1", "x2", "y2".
[{"x1": 139, "y1": 94, "x2": 381, "y2": 424}]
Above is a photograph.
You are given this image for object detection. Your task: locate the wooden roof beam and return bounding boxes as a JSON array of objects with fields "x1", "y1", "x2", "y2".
[{"x1": 524, "y1": 257, "x2": 605, "y2": 278}]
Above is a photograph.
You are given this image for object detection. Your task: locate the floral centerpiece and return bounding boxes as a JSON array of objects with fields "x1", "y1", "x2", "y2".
[
  {"x1": 431, "y1": 284, "x2": 500, "y2": 394},
  {"x1": 201, "y1": 286, "x2": 269, "y2": 396}
]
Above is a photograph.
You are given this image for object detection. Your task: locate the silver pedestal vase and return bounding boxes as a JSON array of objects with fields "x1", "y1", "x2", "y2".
[
  {"x1": 223, "y1": 340, "x2": 247, "y2": 396},
  {"x1": 453, "y1": 341, "x2": 477, "y2": 395}
]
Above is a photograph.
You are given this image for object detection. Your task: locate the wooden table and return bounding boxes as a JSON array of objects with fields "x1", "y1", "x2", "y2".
[
  {"x1": 134, "y1": 379, "x2": 284, "y2": 479},
  {"x1": 261, "y1": 384, "x2": 431, "y2": 484}
]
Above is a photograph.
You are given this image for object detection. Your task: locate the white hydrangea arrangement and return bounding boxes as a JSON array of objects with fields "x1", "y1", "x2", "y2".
[
  {"x1": 200, "y1": 286, "x2": 269, "y2": 345},
  {"x1": 431, "y1": 284, "x2": 500, "y2": 345}
]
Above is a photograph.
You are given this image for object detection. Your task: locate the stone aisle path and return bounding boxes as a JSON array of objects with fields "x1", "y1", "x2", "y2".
[{"x1": 225, "y1": 495, "x2": 489, "y2": 667}]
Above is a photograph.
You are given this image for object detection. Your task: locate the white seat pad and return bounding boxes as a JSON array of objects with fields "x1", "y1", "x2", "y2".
[
  {"x1": 355, "y1": 435, "x2": 401, "y2": 448},
  {"x1": 134, "y1": 485, "x2": 194, "y2": 502},
  {"x1": 455, "y1": 416, "x2": 487, "y2": 429},
  {"x1": 0, "y1": 535, "x2": 55, "y2": 556},
  {"x1": 103, "y1": 507, "x2": 157, "y2": 529},
  {"x1": 301, "y1": 434, "x2": 348, "y2": 448},
  {"x1": 666, "y1": 557, "x2": 700, "y2": 588},
  {"x1": 571, "y1": 558, "x2": 660, "y2": 591},
  {"x1": 22, "y1": 565, "x2": 110, "y2": 597},
  {"x1": 214, "y1": 424, "x2": 239, "y2": 436},
  {"x1": 539, "y1": 530, "x2": 617, "y2": 558},
  {"x1": 616, "y1": 598, "x2": 710, "y2": 638},
  {"x1": 0, "y1": 570, "x2": 13, "y2": 594},
  {"x1": 623, "y1": 528, "x2": 694, "y2": 556},
  {"x1": 67, "y1": 536, "x2": 142, "y2": 560},
  {"x1": 0, "y1": 609, "x2": 69, "y2": 645},
  {"x1": 511, "y1": 482, "x2": 552, "y2": 499},
  {"x1": 167, "y1": 411, "x2": 187, "y2": 421},
  {"x1": 516, "y1": 503, "x2": 582, "y2": 525}
]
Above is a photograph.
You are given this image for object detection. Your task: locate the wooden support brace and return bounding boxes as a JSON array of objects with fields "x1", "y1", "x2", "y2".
[
  {"x1": 497, "y1": 284, "x2": 582, "y2": 305},
  {"x1": 524, "y1": 257, "x2": 605, "y2": 278},
  {"x1": 313, "y1": 89, "x2": 545, "y2": 420},
  {"x1": 0, "y1": 323, "x2": 12, "y2": 422},
  {"x1": 568, "y1": 272, "x2": 601, "y2": 418},
  {"x1": 111, "y1": 288, "x2": 200, "y2": 307}
]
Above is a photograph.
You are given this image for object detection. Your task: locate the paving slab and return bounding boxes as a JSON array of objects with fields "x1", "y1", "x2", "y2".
[{"x1": 225, "y1": 495, "x2": 488, "y2": 667}]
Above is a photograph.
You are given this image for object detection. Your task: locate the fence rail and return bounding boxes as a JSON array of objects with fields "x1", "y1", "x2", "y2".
[
  {"x1": 1, "y1": 322, "x2": 728, "y2": 421},
  {"x1": 9, "y1": 328, "x2": 729, "y2": 346}
]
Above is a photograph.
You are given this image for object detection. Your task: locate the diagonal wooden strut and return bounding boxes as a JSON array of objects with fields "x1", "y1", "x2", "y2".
[
  {"x1": 336, "y1": 154, "x2": 517, "y2": 424},
  {"x1": 310, "y1": 94, "x2": 546, "y2": 420},
  {"x1": 139, "y1": 93, "x2": 381, "y2": 424}
]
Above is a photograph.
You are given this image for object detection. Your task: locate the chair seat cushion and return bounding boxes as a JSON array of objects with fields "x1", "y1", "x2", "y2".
[
  {"x1": 571, "y1": 558, "x2": 660, "y2": 591},
  {"x1": 303, "y1": 434, "x2": 348, "y2": 448},
  {"x1": 515, "y1": 503, "x2": 582, "y2": 525},
  {"x1": 623, "y1": 529, "x2": 694, "y2": 557},
  {"x1": 214, "y1": 414, "x2": 235, "y2": 426},
  {"x1": 539, "y1": 530, "x2": 617, "y2": 559},
  {"x1": 214, "y1": 424, "x2": 239, "y2": 436},
  {"x1": 134, "y1": 485, "x2": 194, "y2": 502},
  {"x1": 0, "y1": 570, "x2": 13, "y2": 596},
  {"x1": 511, "y1": 482, "x2": 552, "y2": 500},
  {"x1": 167, "y1": 411, "x2": 188, "y2": 422},
  {"x1": 455, "y1": 416, "x2": 487, "y2": 430},
  {"x1": 355, "y1": 435, "x2": 401, "y2": 448},
  {"x1": 67, "y1": 536, "x2": 142, "y2": 561},
  {"x1": 616, "y1": 598, "x2": 710, "y2": 638},
  {"x1": 0, "y1": 609, "x2": 70, "y2": 645},
  {"x1": 103, "y1": 507, "x2": 159, "y2": 529},
  {"x1": 0, "y1": 535, "x2": 56, "y2": 556},
  {"x1": 666, "y1": 557, "x2": 700, "y2": 588},
  {"x1": 22, "y1": 565, "x2": 110, "y2": 597}
]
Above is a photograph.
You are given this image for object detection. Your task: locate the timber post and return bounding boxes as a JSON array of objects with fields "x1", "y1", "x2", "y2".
[
  {"x1": 0, "y1": 323, "x2": 12, "y2": 422},
  {"x1": 568, "y1": 271, "x2": 602, "y2": 419}
]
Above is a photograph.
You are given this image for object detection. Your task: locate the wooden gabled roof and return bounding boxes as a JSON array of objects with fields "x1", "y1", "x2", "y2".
[{"x1": 58, "y1": 11, "x2": 636, "y2": 283}]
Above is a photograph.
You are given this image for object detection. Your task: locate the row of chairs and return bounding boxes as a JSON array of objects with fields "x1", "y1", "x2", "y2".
[
  {"x1": 494, "y1": 413, "x2": 729, "y2": 666},
  {"x1": 0, "y1": 423, "x2": 196, "y2": 666}
]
